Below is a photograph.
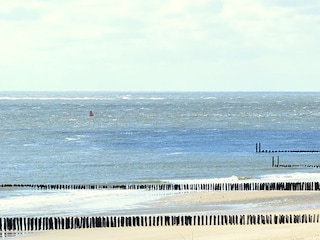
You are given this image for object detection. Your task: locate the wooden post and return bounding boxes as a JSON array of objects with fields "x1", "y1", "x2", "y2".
[
  {"x1": 272, "y1": 156, "x2": 274, "y2": 167},
  {"x1": 259, "y1": 143, "x2": 261, "y2": 152}
]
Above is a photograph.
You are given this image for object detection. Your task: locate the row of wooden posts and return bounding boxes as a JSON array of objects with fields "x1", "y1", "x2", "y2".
[
  {"x1": 258, "y1": 142, "x2": 320, "y2": 168},
  {"x1": 256, "y1": 143, "x2": 320, "y2": 153},
  {"x1": 1, "y1": 213, "x2": 319, "y2": 231},
  {"x1": 1, "y1": 182, "x2": 320, "y2": 191},
  {"x1": 272, "y1": 156, "x2": 320, "y2": 168}
]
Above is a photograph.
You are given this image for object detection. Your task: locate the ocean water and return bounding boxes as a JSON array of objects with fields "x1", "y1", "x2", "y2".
[{"x1": 1, "y1": 91, "x2": 320, "y2": 217}]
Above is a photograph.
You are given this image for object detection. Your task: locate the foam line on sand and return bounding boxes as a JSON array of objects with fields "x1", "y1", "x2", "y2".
[{"x1": 15, "y1": 191, "x2": 320, "y2": 239}]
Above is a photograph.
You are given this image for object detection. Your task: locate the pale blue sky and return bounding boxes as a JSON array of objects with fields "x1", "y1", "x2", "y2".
[{"x1": 1, "y1": 0, "x2": 320, "y2": 91}]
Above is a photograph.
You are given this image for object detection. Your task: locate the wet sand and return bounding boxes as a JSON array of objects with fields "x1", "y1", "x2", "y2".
[{"x1": 18, "y1": 191, "x2": 320, "y2": 240}]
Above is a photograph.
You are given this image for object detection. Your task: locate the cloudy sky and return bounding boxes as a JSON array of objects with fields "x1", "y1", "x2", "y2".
[{"x1": 0, "y1": 0, "x2": 319, "y2": 91}]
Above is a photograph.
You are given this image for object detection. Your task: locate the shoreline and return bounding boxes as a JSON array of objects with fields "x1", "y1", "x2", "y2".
[
  {"x1": 6, "y1": 191, "x2": 320, "y2": 239},
  {"x1": 158, "y1": 190, "x2": 320, "y2": 205},
  {"x1": 146, "y1": 190, "x2": 320, "y2": 215}
]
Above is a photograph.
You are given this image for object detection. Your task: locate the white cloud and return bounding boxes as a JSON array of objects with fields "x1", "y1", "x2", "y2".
[{"x1": 0, "y1": 0, "x2": 320, "y2": 91}]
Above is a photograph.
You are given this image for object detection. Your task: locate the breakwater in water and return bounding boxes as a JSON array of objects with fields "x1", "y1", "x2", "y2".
[
  {"x1": 1, "y1": 213, "x2": 320, "y2": 231},
  {"x1": 1, "y1": 182, "x2": 320, "y2": 191},
  {"x1": 256, "y1": 143, "x2": 320, "y2": 153},
  {"x1": 271, "y1": 156, "x2": 320, "y2": 168}
]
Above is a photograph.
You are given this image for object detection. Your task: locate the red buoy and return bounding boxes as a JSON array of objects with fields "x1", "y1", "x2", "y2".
[{"x1": 89, "y1": 111, "x2": 94, "y2": 117}]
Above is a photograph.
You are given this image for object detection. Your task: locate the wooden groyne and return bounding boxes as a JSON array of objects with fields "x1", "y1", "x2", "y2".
[
  {"x1": 1, "y1": 213, "x2": 319, "y2": 231},
  {"x1": 272, "y1": 156, "x2": 320, "y2": 168},
  {"x1": 1, "y1": 182, "x2": 320, "y2": 191},
  {"x1": 256, "y1": 143, "x2": 320, "y2": 153}
]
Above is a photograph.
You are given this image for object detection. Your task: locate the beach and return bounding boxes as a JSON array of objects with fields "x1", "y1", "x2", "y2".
[
  {"x1": 2, "y1": 92, "x2": 320, "y2": 239},
  {"x1": 17, "y1": 190, "x2": 320, "y2": 240},
  {"x1": 17, "y1": 223, "x2": 320, "y2": 240}
]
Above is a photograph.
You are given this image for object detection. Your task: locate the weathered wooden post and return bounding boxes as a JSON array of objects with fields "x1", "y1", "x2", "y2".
[
  {"x1": 259, "y1": 143, "x2": 261, "y2": 152},
  {"x1": 272, "y1": 156, "x2": 274, "y2": 167}
]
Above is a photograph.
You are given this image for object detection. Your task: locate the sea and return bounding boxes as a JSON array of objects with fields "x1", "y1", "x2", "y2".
[{"x1": 1, "y1": 91, "x2": 320, "y2": 219}]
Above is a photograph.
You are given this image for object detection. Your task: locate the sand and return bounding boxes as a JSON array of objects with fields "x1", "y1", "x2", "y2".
[
  {"x1": 17, "y1": 191, "x2": 320, "y2": 240},
  {"x1": 18, "y1": 223, "x2": 320, "y2": 240},
  {"x1": 153, "y1": 190, "x2": 320, "y2": 207}
]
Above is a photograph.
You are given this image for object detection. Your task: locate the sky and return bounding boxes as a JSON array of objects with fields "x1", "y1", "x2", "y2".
[{"x1": 0, "y1": 0, "x2": 320, "y2": 92}]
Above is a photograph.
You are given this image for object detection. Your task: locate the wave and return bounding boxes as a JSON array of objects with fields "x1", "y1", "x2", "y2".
[
  {"x1": 0, "y1": 97, "x2": 114, "y2": 101},
  {"x1": 258, "y1": 172, "x2": 320, "y2": 183},
  {"x1": 164, "y1": 176, "x2": 245, "y2": 184},
  {"x1": 0, "y1": 188, "x2": 168, "y2": 217},
  {"x1": 66, "y1": 172, "x2": 320, "y2": 186},
  {"x1": 0, "y1": 96, "x2": 166, "y2": 101},
  {"x1": 164, "y1": 172, "x2": 320, "y2": 185}
]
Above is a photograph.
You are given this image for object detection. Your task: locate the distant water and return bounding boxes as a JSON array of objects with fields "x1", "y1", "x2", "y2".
[{"x1": 1, "y1": 91, "x2": 320, "y2": 217}]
